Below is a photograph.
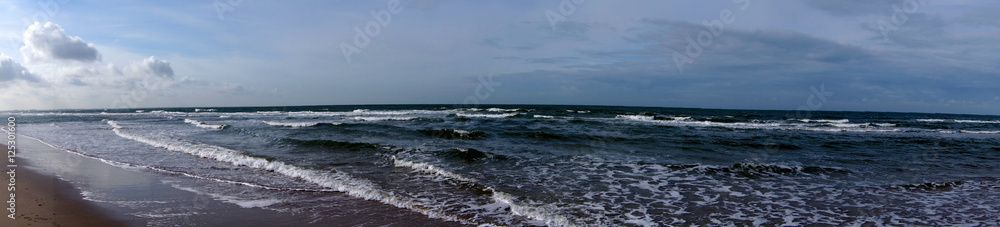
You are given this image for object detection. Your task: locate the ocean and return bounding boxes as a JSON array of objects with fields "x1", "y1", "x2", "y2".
[{"x1": 8, "y1": 105, "x2": 1000, "y2": 226}]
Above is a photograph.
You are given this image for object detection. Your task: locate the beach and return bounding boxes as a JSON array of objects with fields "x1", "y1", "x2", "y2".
[
  {"x1": 2, "y1": 146, "x2": 126, "y2": 227},
  {"x1": 4, "y1": 133, "x2": 465, "y2": 226}
]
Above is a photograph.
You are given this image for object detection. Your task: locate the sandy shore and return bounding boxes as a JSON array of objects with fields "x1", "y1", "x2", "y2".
[{"x1": 2, "y1": 146, "x2": 126, "y2": 227}]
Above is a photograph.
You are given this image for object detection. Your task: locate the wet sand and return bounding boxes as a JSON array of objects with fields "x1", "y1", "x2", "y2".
[{"x1": 2, "y1": 146, "x2": 127, "y2": 227}]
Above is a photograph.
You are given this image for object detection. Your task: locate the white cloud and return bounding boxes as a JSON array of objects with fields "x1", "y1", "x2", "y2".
[
  {"x1": 0, "y1": 53, "x2": 40, "y2": 84},
  {"x1": 0, "y1": 22, "x2": 261, "y2": 111},
  {"x1": 134, "y1": 56, "x2": 174, "y2": 78},
  {"x1": 20, "y1": 22, "x2": 101, "y2": 63}
]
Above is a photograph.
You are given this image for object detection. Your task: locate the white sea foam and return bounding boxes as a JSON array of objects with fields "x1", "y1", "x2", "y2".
[
  {"x1": 614, "y1": 115, "x2": 908, "y2": 133},
  {"x1": 106, "y1": 120, "x2": 465, "y2": 223},
  {"x1": 615, "y1": 115, "x2": 656, "y2": 122},
  {"x1": 254, "y1": 111, "x2": 284, "y2": 114},
  {"x1": 455, "y1": 113, "x2": 518, "y2": 118},
  {"x1": 391, "y1": 154, "x2": 579, "y2": 226},
  {"x1": 491, "y1": 191, "x2": 577, "y2": 227},
  {"x1": 959, "y1": 130, "x2": 1000, "y2": 134},
  {"x1": 392, "y1": 156, "x2": 478, "y2": 182},
  {"x1": 486, "y1": 108, "x2": 520, "y2": 112},
  {"x1": 282, "y1": 109, "x2": 455, "y2": 117},
  {"x1": 183, "y1": 119, "x2": 227, "y2": 130},
  {"x1": 534, "y1": 115, "x2": 556, "y2": 119},
  {"x1": 262, "y1": 121, "x2": 340, "y2": 127},
  {"x1": 172, "y1": 185, "x2": 283, "y2": 208},
  {"x1": 917, "y1": 119, "x2": 1000, "y2": 124},
  {"x1": 829, "y1": 123, "x2": 896, "y2": 128},
  {"x1": 799, "y1": 119, "x2": 849, "y2": 123},
  {"x1": 351, "y1": 116, "x2": 417, "y2": 121}
]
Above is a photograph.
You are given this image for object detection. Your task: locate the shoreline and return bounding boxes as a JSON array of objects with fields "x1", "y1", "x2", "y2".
[
  {"x1": 6, "y1": 134, "x2": 468, "y2": 226},
  {"x1": 2, "y1": 146, "x2": 127, "y2": 227}
]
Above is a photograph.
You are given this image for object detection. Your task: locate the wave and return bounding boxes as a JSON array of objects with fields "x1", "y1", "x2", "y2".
[
  {"x1": 391, "y1": 156, "x2": 478, "y2": 182},
  {"x1": 437, "y1": 148, "x2": 508, "y2": 163},
  {"x1": 455, "y1": 112, "x2": 519, "y2": 118},
  {"x1": 615, "y1": 114, "x2": 657, "y2": 122},
  {"x1": 491, "y1": 191, "x2": 576, "y2": 227},
  {"x1": 105, "y1": 120, "x2": 467, "y2": 224},
  {"x1": 262, "y1": 121, "x2": 341, "y2": 128},
  {"x1": 421, "y1": 129, "x2": 488, "y2": 140},
  {"x1": 25, "y1": 134, "x2": 335, "y2": 192},
  {"x1": 917, "y1": 119, "x2": 1000, "y2": 124},
  {"x1": 350, "y1": 116, "x2": 418, "y2": 121},
  {"x1": 391, "y1": 154, "x2": 573, "y2": 226},
  {"x1": 486, "y1": 108, "x2": 522, "y2": 112},
  {"x1": 798, "y1": 119, "x2": 849, "y2": 124},
  {"x1": 958, "y1": 130, "x2": 1000, "y2": 134},
  {"x1": 286, "y1": 109, "x2": 456, "y2": 117},
  {"x1": 614, "y1": 115, "x2": 912, "y2": 133},
  {"x1": 183, "y1": 119, "x2": 227, "y2": 130},
  {"x1": 283, "y1": 139, "x2": 388, "y2": 151},
  {"x1": 502, "y1": 131, "x2": 570, "y2": 141}
]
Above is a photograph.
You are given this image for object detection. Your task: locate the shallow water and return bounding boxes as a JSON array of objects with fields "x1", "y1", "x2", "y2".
[{"x1": 10, "y1": 105, "x2": 1000, "y2": 226}]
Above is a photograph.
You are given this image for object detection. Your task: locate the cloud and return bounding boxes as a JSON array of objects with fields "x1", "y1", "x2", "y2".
[
  {"x1": 802, "y1": 0, "x2": 898, "y2": 16},
  {"x1": 0, "y1": 54, "x2": 40, "y2": 84},
  {"x1": 134, "y1": 56, "x2": 175, "y2": 78},
  {"x1": 488, "y1": 18, "x2": 1000, "y2": 113},
  {"x1": 0, "y1": 22, "x2": 195, "y2": 110},
  {"x1": 20, "y1": 22, "x2": 101, "y2": 63}
]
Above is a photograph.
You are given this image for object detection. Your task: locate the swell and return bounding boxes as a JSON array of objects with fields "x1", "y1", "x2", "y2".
[
  {"x1": 283, "y1": 138, "x2": 388, "y2": 152},
  {"x1": 420, "y1": 129, "x2": 488, "y2": 140}
]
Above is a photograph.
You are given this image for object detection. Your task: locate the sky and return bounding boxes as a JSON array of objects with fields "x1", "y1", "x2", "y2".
[{"x1": 0, "y1": 0, "x2": 998, "y2": 115}]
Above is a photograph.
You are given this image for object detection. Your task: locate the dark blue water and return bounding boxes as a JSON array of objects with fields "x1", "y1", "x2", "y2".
[{"x1": 9, "y1": 105, "x2": 1000, "y2": 226}]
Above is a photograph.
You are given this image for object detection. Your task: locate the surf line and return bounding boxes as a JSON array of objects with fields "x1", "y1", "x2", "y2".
[{"x1": 5, "y1": 116, "x2": 16, "y2": 219}]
